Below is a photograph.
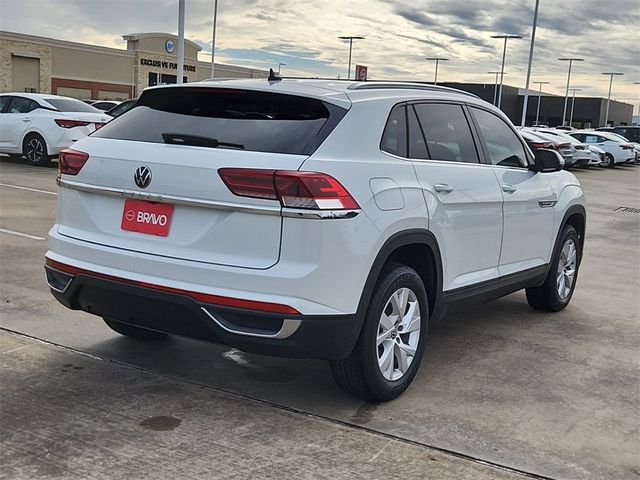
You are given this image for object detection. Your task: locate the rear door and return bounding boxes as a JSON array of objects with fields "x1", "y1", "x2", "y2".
[
  {"x1": 56, "y1": 86, "x2": 347, "y2": 269},
  {"x1": 469, "y1": 106, "x2": 556, "y2": 276},
  {"x1": 404, "y1": 102, "x2": 504, "y2": 291}
]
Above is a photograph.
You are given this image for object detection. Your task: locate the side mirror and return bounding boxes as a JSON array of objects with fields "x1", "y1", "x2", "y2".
[{"x1": 533, "y1": 149, "x2": 563, "y2": 173}]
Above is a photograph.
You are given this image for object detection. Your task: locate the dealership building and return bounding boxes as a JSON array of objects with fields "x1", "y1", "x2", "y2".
[{"x1": 0, "y1": 30, "x2": 267, "y2": 100}]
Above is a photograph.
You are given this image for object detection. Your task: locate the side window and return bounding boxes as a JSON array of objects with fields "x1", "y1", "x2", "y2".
[
  {"x1": 471, "y1": 107, "x2": 527, "y2": 168},
  {"x1": 7, "y1": 97, "x2": 36, "y2": 114},
  {"x1": 407, "y1": 106, "x2": 429, "y2": 159},
  {"x1": 571, "y1": 134, "x2": 585, "y2": 142},
  {"x1": 381, "y1": 104, "x2": 407, "y2": 157},
  {"x1": 0, "y1": 96, "x2": 11, "y2": 113},
  {"x1": 413, "y1": 103, "x2": 479, "y2": 163}
]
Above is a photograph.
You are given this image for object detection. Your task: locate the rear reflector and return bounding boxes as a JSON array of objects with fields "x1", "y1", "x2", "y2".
[
  {"x1": 218, "y1": 169, "x2": 359, "y2": 210},
  {"x1": 45, "y1": 258, "x2": 301, "y2": 315},
  {"x1": 58, "y1": 149, "x2": 89, "y2": 176},
  {"x1": 55, "y1": 119, "x2": 91, "y2": 128}
]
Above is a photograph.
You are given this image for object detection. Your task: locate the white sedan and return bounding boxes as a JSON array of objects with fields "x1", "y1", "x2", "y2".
[
  {"x1": 0, "y1": 93, "x2": 109, "y2": 166},
  {"x1": 569, "y1": 130, "x2": 636, "y2": 168}
]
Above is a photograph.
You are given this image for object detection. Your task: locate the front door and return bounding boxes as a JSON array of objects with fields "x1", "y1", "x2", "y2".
[{"x1": 469, "y1": 106, "x2": 556, "y2": 276}]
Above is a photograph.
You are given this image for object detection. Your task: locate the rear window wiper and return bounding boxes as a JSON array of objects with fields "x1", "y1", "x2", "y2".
[{"x1": 162, "y1": 133, "x2": 244, "y2": 150}]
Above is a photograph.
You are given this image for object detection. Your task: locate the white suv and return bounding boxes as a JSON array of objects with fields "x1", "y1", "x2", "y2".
[{"x1": 45, "y1": 79, "x2": 586, "y2": 401}]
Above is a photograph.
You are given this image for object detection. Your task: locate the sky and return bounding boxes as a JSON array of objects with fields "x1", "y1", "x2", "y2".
[{"x1": 1, "y1": 0, "x2": 639, "y2": 111}]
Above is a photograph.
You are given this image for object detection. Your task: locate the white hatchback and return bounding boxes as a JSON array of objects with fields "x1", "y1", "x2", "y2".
[
  {"x1": 0, "y1": 93, "x2": 109, "y2": 166},
  {"x1": 45, "y1": 79, "x2": 586, "y2": 400}
]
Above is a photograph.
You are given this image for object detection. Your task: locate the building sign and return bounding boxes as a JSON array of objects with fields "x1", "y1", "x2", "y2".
[
  {"x1": 356, "y1": 65, "x2": 368, "y2": 81},
  {"x1": 140, "y1": 58, "x2": 196, "y2": 72},
  {"x1": 165, "y1": 39, "x2": 175, "y2": 53}
]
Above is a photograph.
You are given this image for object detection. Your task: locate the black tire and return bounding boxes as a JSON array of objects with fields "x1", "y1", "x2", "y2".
[
  {"x1": 330, "y1": 263, "x2": 429, "y2": 402},
  {"x1": 604, "y1": 153, "x2": 615, "y2": 169},
  {"x1": 103, "y1": 318, "x2": 168, "y2": 340},
  {"x1": 526, "y1": 225, "x2": 580, "y2": 312},
  {"x1": 22, "y1": 133, "x2": 51, "y2": 166}
]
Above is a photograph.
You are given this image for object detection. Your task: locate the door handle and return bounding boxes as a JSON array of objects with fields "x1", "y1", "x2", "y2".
[
  {"x1": 502, "y1": 184, "x2": 517, "y2": 194},
  {"x1": 21, "y1": 118, "x2": 31, "y2": 122},
  {"x1": 433, "y1": 183, "x2": 453, "y2": 193}
]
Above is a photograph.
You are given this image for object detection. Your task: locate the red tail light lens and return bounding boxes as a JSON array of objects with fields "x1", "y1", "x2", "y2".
[
  {"x1": 58, "y1": 149, "x2": 89, "y2": 176},
  {"x1": 218, "y1": 168, "x2": 278, "y2": 200},
  {"x1": 275, "y1": 171, "x2": 359, "y2": 209},
  {"x1": 94, "y1": 122, "x2": 106, "y2": 130},
  {"x1": 55, "y1": 119, "x2": 91, "y2": 128},
  {"x1": 528, "y1": 142, "x2": 553, "y2": 150},
  {"x1": 218, "y1": 169, "x2": 359, "y2": 210},
  {"x1": 556, "y1": 143, "x2": 571, "y2": 150}
]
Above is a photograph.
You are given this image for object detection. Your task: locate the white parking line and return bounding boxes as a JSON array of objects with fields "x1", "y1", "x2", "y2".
[
  {"x1": 0, "y1": 183, "x2": 57, "y2": 196},
  {"x1": 0, "y1": 228, "x2": 46, "y2": 241}
]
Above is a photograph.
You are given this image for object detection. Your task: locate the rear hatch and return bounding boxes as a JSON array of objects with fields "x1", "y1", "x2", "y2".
[{"x1": 56, "y1": 85, "x2": 348, "y2": 269}]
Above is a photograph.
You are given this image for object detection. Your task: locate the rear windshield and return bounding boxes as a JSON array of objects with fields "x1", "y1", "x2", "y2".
[
  {"x1": 46, "y1": 98, "x2": 101, "y2": 113},
  {"x1": 93, "y1": 87, "x2": 347, "y2": 155}
]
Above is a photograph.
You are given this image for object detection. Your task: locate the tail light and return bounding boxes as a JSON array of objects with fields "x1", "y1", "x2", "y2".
[
  {"x1": 219, "y1": 169, "x2": 359, "y2": 210},
  {"x1": 94, "y1": 122, "x2": 106, "y2": 130},
  {"x1": 574, "y1": 145, "x2": 587, "y2": 150},
  {"x1": 556, "y1": 143, "x2": 571, "y2": 150},
  {"x1": 55, "y1": 119, "x2": 91, "y2": 128},
  {"x1": 58, "y1": 149, "x2": 89, "y2": 176},
  {"x1": 621, "y1": 144, "x2": 634, "y2": 150},
  {"x1": 528, "y1": 142, "x2": 553, "y2": 150}
]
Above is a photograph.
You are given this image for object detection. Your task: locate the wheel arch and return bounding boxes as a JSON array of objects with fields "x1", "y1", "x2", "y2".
[
  {"x1": 557, "y1": 204, "x2": 586, "y2": 265},
  {"x1": 344, "y1": 229, "x2": 444, "y2": 356}
]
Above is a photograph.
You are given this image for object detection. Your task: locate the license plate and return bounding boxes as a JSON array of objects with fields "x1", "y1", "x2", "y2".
[{"x1": 121, "y1": 199, "x2": 173, "y2": 237}]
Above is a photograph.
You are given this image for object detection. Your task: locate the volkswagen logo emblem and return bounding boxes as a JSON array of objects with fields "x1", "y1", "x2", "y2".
[{"x1": 134, "y1": 166, "x2": 152, "y2": 189}]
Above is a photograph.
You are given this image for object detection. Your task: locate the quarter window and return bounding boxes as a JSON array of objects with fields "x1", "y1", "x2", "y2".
[
  {"x1": 0, "y1": 96, "x2": 11, "y2": 113},
  {"x1": 381, "y1": 104, "x2": 407, "y2": 157},
  {"x1": 413, "y1": 103, "x2": 479, "y2": 163},
  {"x1": 471, "y1": 107, "x2": 528, "y2": 168}
]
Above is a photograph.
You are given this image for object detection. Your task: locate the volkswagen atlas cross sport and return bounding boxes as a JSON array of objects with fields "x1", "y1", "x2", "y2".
[{"x1": 45, "y1": 78, "x2": 586, "y2": 401}]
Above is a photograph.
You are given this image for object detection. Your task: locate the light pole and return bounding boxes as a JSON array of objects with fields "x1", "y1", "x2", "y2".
[
  {"x1": 559, "y1": 58, "x2": 584, "y2": 125},
  {"x1": 533, "y1": 80, "x2": 550, "y2": 125},
  {"x1": 521, "y1": 0, "x2": 541, "y2": 126},
  {"x1": 491, "y1": 34, "x2": 522, "y2": 109},
  {"x1": 634, "y1": 81, "x2": 640, "y2": 117},
  {"x1": 569, "y1": 88, "x2": 582, "y2": 127},
  {"x1": 488, "y1": 71, "x2": 504, "y2": 106},
  {"x1": 426, "y1": 57, "x2": 449, "y2": 85},
  {"x1": 277, "y1": 63, "x2": 287, "y2": 75},
  {"x1": 210, "y1": 0, "x2": 218, "y2": 77},
  {"x1": 602, "y1": 72, "x2": 624, "y2": 127},
  {"x1": 338, "y1": 36, "x2": 365, "y2": 80},
  {"x1": 176, "y1": 0, "x2": 185, "y2": 84}
]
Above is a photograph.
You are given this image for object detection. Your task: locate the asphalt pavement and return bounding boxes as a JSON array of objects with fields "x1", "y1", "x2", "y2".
[{"x1": 1, "y1": 157, "x2": 638, "y2": 479}]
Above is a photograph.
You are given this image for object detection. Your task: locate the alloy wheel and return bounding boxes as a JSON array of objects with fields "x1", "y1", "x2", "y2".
[
  {"x1": 376, "y1": 287, "x2": 421, "y2": 381},
  {"x1": 556, "y1": 239, "x2": 577, "y2": 300},
  {"x1": 26, "y1": 138, "x2": 44, "y2": 163}
]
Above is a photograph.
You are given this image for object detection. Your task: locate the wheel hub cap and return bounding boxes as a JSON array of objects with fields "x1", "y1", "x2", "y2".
[{"x1": 376, "y1": 287, "x2": 421, "y2": 381}]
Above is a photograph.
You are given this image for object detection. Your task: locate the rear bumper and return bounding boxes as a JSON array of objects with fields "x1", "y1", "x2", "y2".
[{"x1": 45, "y1": 262, "x2": 360, "y2": 360}]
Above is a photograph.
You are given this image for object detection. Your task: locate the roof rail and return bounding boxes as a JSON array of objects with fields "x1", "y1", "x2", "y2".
[{"x1": 348, "y1": 82, "x2": 480, "y2": 99}]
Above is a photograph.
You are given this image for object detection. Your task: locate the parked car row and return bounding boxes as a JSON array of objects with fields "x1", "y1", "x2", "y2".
[
  {"x1": 0, "y1": 93, "x2": 137, "y2": 165},
  {"x1": 519, "y1": 126, "x2": 638, "y2": 169}
]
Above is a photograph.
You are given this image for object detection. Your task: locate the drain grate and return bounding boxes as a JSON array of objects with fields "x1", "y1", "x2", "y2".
[{"x1": 614, "y1": 206, "x2": 640, "y2": 214}]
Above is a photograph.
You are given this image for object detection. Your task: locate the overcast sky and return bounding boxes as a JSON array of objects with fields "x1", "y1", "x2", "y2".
[{"x1": 1, "y1": 0, "x2": 638, "y2": 110}]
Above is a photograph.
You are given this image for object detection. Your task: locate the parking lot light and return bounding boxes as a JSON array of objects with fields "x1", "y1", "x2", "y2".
[
  {"x1": 569, "y1": 88, "x2": 583, "y2": 127},
  {"x1": 491, "y1": 34, "x2": 522, "y2": 109},
  {"x1": 533, "y1": 80, "x2": 550, "y2": 125},
  {"x1": 488, "y1": 71, "x2": 505, "y2": 106},
  {"x1": 601, "y1": 72, "x2": 624, "y2": 127},
  {"x1": 559, "y1": 58, "x2": 585, "y2": 125},
  {"x1": 426, "y1": 57, "x2": 449, "y2": 85},
  {"x1": 338, "y1": 36, "x2": 365, "y2": 80},
  {"x1": 521, "y1": 0, "x2": 541, "y2": 127}
]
